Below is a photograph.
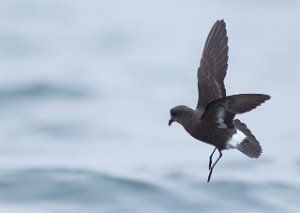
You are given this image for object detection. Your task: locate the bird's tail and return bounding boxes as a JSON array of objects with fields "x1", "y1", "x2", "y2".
[{"x1": 233, "y1": 119, "x2": 262, "y2": 158}]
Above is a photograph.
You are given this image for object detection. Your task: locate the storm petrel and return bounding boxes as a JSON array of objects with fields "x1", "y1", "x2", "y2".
[{"x1": 168, "y1": 20, "x2": 270, "y2": 182}]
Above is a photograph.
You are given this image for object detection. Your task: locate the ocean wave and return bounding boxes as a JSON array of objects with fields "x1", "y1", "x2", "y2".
[
  {"x1": 0, "y1": 83, "x2": 90, "y2": 102},
  {"x1": 0, "y1": 168, "x2": 182, "y2": 211},
  {"x1": 0, "y1": 168, "x2": 299, "y2": 213},
  {"x1": 186, "y1": 179, "x2": 300, "y2": 213}
]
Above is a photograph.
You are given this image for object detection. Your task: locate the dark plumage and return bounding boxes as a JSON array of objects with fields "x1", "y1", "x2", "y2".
[
  {"x1": 197, "y1": 20, "x2": 228, "y2": 111},
  {"x1": 169, "y1": 20, "x2": 270, "y2": 182}
]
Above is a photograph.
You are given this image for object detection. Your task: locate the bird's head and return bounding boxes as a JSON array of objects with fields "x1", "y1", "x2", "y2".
[{"x1": 168, "y1": 105, "x2": 194, "y2": 126}]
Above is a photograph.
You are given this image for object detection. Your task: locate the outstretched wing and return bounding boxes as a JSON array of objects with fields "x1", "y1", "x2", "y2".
[
  {"x1": 196, "y1": 20, "x2": 229, "y2": 110},
  {"x1": 201, "y1": 94, "x2": 270, "y2": 128}
]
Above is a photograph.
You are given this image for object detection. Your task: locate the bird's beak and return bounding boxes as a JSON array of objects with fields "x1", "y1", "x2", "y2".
[{"x1": 168, "y1": 118, "x2": 174, "y2": 126}]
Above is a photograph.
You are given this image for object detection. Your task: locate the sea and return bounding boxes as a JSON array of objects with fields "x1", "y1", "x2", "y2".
[{"x1": 0, "y1": 0, "x2": 299, "y2": 212}]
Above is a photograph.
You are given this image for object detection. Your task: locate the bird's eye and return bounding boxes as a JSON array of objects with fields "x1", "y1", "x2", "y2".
[{"x1": 171, "y1": 111, "x2": 177, "y2": 116}]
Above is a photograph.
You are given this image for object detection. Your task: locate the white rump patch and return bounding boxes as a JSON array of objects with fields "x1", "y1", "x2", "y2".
[{"x1": 226, "y1": 130, "x2": 247, "y2": 149}]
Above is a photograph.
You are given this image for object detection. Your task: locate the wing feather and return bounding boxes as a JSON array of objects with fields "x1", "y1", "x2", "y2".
[
  {"x1": 197, "y1": 20, "x2": 229, "y2": 110},
  {"x1": 201, "y1": 94, "x2": 270, "y2": 127}
]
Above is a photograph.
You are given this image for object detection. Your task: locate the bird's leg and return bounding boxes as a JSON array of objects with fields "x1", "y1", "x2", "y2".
[
  {"x1": 209, "y1": 147, "x2": 217, "y2": 170},
  {"x1": 207, "y1": 149, "x2": 222, "y2": 182}
]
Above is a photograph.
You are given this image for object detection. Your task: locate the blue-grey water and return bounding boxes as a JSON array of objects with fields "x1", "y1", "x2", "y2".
[{"x1": 0, "y1": 0, "x2": 300, "y2": 212}]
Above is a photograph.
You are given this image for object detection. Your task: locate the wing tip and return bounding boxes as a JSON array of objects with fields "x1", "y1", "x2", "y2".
[{"x1": 215, "y1": 19, "x2": 225, "y2": 24}]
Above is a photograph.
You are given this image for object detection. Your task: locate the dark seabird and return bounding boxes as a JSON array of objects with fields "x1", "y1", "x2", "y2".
[{"x1": 168, "y1": 20, "x2": 270, "y2": 182}]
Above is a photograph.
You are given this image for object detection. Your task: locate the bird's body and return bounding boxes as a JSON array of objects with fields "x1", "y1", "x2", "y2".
[
  {"x1": 170, "y1": 106, "x2": 231, "y2": 149},
  {"x1": 169, "y1": 20, "x2": 270, "y2": 182}
]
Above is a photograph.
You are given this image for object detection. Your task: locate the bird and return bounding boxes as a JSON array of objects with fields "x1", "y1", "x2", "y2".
[{"x1": 168, "y1": 20, "x2": 270, "y2": 182}]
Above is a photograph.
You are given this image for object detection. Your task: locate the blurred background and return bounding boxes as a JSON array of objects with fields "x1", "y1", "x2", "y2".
[{"x1": 0, "y1": 0, "x2": 299, "y2": 212}]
